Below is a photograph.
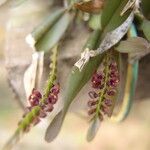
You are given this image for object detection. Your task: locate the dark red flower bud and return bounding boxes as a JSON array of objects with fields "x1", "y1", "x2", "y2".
[
  {"x1": 29, "y1": 97, "x2": 39, "y2": 107},
  {"x1": 87, "y1": 100, "x2": 98, "y2": 107},
  {"x1": 51, "y1": 84, "x2": 60, "y2": 95},
  {"x1": 88, "y1": 91, "x2": 98, "y2": 99},
  {"x1": 108, "y1": 79, "x2": 117, "y2": 87},
  {"x1": 32, "y1": 89, "x2": 42, "y2": 99},
  {"x1": 44, "y1": 104, "x2": 54, "y2": 112},
  {"x1": 107, "y1": 90, "x2": 116, "y2": 96},
  {"x1": 101, "y1": 106, "x2": 110, "y2": 116},
  {"x1": 109, "y1": 62, "x2": 117, "y2": 70},
  {"x1": 92, "y1": 81, "x2": 101, "y2": 89},
  {"x1": 48, "y1": 93, "x2": 58, "y2": 104},
  {"x1": 104, "y1": 99, "x2": 112, "y2": 106},
  {"x1": 88, "y1": 108, "x2": 96, "y2": 115},
  {"x1": 39, "y1": 110, "x2": 47, "y2": 118}
]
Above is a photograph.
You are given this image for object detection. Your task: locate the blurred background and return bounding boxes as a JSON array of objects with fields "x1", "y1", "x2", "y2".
[{"x1": 0, "y1": 0, "x2": 150, "y2": 150}]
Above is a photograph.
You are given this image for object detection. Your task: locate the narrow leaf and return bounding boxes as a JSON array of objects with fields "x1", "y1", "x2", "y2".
[
  {"x1": 26, "y1": 8, "x2": 66, "y2": 48},
  {"x1": 35, "y1": 12, "x2": 71, "y2": 52},
  {"x1": 87, "y1": 118, "x2": 100, "y2": 142},
  {"x1": 95, "y1": 12, "x2": 134, "y2": 55},
  {"x1": 141, "y1": 19, "x2": 150, "y2": 41},
  {"x1": 141, "y1": 0, "x2": 150, "y2": 19}
]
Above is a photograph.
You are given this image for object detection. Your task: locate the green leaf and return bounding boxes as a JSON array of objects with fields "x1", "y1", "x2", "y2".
[
  {"x1": 35, "y1": 12, "x2": 71, "y2": 52},
  {"x1": 141, "y1": 19, "x2": 150, "y2": 41},
  {"x1": 101, "y1": 0, "x2": 132, "y2": 35},
  {"x1": 87, "y1": 118, "x2": 100, "y2": 142},
  {"x1": 45, "y1": 30, "x2": 104, "y2": 142},
  {"x1": 141, "y1": 0, "x2": 150, "y2": 20},
  {"x1": 26, "y1": 8, "x2": 66, "y2": 47}
]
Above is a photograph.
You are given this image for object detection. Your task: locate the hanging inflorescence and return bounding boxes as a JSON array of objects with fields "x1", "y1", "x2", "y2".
[
  {"x1": 87, "y1": 52, "x2": 120, "y2": 121},
  {"x1": 18, "y1": 84, "x2": 60, "y2": 132}
]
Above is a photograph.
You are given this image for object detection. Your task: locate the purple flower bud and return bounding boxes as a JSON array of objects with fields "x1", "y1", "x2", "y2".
[
  {"x1": 39, "y1": 110, "x2": 47, "y2": 118},
  {"x1": 92, "y1": 72, "x2": 103, "y2": 81},
  {"x1": 88, "y1": 108, "x2": 96, "y2": 115},
  {"x1": 44, "y1": 104, "x2": 54, "y2": 112},
  {"x1": 29, "y1": 97, "x2": 39, "y2": 107},
  {"x1": 107, "y1": 90, "x2": 116, "y2": 96},
  {"x1": 104, "y1": 99, "x2": 112, "y2": 106},
  {"x1": 87, "y1": 100, "x2": 98, "y2": 107},
  {"x1": 109, "y1": 62, "x2": 117, "y2": 70},
  {"x1": 92, "y1": 81, "x2": 101, "y2": 89},
  {"x1": 98, "y1": 112, "x2": 103, "y2": 121},
  {"x1": 51, "y1": 84, "x2": 60, "y2": 95},
  {"x1": 48, "y1": 93, "x2": 58, "y2": 104},
  {"x1": 32, "y1": 89, "x2": 42, "y2": 99},
  {"x1": 88, "y1": 91, "x2": 98, "y2": 99},
  {"x1": 101, "y1": 106, "x2": 110, "y2": 116}
]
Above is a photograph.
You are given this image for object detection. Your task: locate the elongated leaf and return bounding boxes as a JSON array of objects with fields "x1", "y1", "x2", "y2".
[
  {"x1": 87, "y1": 118, "x2": 100, "y2": 142},
  {"x1": 26, "y1": 8, "x2": 66, "y2": 48},
  {"x1": 35, "y1": 12, "x2": 71, "y2": 52},
  {"x1": 116, "y1": 37, "x2": 150, "y2": 61},
  {"x1": 95, "y1": 12, "x2": 134, "y2": 55},
  {"x1": 141, "y1": 19, "x2": 150, "y2": 41},
  {"x1": 101, "y1": 0, "x2": 132, "y2": 34},
  {"x1": 141, "y1": 0, "x2": 150, "y2": 19},
  {"x1": 45, "y1": 30, "x2": 104, "y2": 142}
]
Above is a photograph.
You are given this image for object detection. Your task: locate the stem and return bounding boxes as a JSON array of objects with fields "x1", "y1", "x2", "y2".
[{"x1": 110, "y1": 24, "x2": 139, "y2": 122}]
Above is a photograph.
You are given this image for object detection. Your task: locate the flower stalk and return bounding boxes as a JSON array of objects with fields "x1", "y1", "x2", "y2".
[{"x1": 3, "y1": 45, "x2": 59, "y2": 150}]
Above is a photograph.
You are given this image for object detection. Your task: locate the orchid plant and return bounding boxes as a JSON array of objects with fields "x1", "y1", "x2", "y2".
[{"x1": 2, "y1": 0, "x2": 150, "y2": 149}]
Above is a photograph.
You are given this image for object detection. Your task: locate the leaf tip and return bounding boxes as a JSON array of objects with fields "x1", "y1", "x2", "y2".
[
  {"x1": 86, "y1": 118, "x2": 100, "y2": 142},
  {"x1": 45, "y1": 111, "x2": 63, "y2": 142}
]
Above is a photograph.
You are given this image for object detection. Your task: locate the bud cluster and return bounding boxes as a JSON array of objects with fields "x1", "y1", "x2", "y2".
[
  {"x1": 87, "y1": 58, "x2": 119, "y2": 121},
  {"x1": 18, "y1": 84, "x2": 60, "y2": 132}
]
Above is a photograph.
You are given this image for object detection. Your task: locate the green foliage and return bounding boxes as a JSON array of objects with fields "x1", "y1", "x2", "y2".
[
  {"x1": 141, "y1": 19, "x2": 150, "y2": 41},
  {"x1": 35, "y1": 12, "x2": 71, "y2": 52}
]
